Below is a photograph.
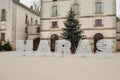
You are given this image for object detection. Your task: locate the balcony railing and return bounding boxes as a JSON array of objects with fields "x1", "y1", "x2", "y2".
[
  {"x1": 27, "y1": 25, "x2": 40, "y2": 35},
  {"x1": 26, "y1": 20, "x2": 40, "y2": 26}
]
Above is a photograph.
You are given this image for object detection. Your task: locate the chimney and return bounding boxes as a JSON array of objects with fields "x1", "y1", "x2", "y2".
[{"x1": 30, "y1": 6, "x2": 33, "y2": 10}]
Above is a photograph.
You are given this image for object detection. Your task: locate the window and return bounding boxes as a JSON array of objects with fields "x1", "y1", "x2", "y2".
[
  {"x1": 95, "y1": 19, "x2": 102, "y2": 26},
  {"x1": 25, "y1": 14, "x2": 28, "y2": 24},
  {"x1": 73, "y1": 4, "x2": 79, "y2": 14},
  {"x1": 1, "y1": 9, "x2": 6, "y2": 21},
  {"x1": 95, "y1": 2, "x2": 102, "y2": 14},
  {"x1": 35, "y1": 20, "x2": 38, "y2": 25},
  {"x1": 52, "y1": 21, "x2": 57, "y2": 28},
  {"x1": 1, "y1": 33, "x2": 5, "y2": 41},
  {"x1": 36, "y1": 27, "x2": 40, "y2": 33},
  {"x1": 31, "y1": 18, "x2": 33, "y2": 24},
  {"x1": 52, "y1": 6, "x2": 58, "y2": 16},
  {"x1": 25, "y1": 27, "x2": 28, "y2": 33}
]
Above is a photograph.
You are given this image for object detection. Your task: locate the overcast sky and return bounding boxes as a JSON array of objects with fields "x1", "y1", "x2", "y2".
[
  {"x1": 20, "y1": 0, "x2": 120, "y2": 17},
  {"x1": 20, "y1": 0, "x2": 35, "y2": 6}
]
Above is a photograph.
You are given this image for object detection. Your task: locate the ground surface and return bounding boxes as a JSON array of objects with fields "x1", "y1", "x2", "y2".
[{"x1": 0, "y1": 52, "x2": 120, "y2": 80}]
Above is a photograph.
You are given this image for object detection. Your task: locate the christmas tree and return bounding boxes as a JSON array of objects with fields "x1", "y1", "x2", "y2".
[{"x1": 61, "y1": 8, "x2": 83, "y2": 53}]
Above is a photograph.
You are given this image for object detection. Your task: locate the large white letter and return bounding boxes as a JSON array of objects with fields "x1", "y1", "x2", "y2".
[
  {"x1": 96, "y1": 39, "x2": 115, "y2": 53},
  {"x1": 55, "y1": 40, "x2": 71, "y2": 55},
  {"x1": 75, "y1": 40, "x2": 92, "y2": 56},
  {"x1": 16, "y1": 40, "x2": 33, "y2": 56},
  {"x1": 36, "y1": 40, "x2": 51, "y2": 56}
]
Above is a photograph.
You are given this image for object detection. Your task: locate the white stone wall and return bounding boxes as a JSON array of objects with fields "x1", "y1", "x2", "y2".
[
  {"x1": 41, "y1": 0, "x2": 116, "y2": 39},
  {"x1": 117, "y1": 20, "x2": 120, "y2": 39},
  {"x1": 0, "y1": 0, "x2": 40, "y2": 50},
  {"x1": 15, "y1": 3, "x2": 40, "y2": 40},
  {"x1": 41, "y1": 0, "x2": 116, "y2": 51},
  {"x1": 117, "y1": 19, "x2": 120, "y2": 51},
  {"x1": 0, "y1": 0, "x2": 14, "y2": 41},
  {"x1": 42, "y1": 0, "x2": 116, "y2": 18},
  {"x1": 0, "y1": 0, "x2": 40, "y2": 41}
]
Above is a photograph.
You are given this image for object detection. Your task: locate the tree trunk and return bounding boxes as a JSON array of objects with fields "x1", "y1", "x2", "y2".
[{"x1": 71, "y1": 48, "x2": 76, "y2": 54}]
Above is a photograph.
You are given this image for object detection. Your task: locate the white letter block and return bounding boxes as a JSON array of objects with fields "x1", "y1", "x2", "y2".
[
  {"x1": 96, "y1": 39, "x2": 115, "y2": 57},
  {"x1": 76, "y1": 40, "x2": 92, "y2": 56},
  {"x1": 55, "y1": 40, "x2": 71, "y2": 55},
  {"x1": 36, "y1": 40, "x2": 51, "y2": 56},
  {"x1": 16, "y1": 40, "x2": 33, "y2": 56}
]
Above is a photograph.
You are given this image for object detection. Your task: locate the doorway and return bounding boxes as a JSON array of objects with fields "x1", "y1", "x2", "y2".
[
  {"x1": 33, "y1": 38, "x2": 40, "y2": 51},
  {"x1": 50, "y1": 34, "x2": 59, "y2": 52},
  {"x1": 94, "y1": 33, "x2": 104, "y2": 52}
]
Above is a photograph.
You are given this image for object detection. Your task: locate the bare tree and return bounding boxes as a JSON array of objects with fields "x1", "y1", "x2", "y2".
[{"x1": 33, "y1": 0, "x2": 41, "y2": 15}]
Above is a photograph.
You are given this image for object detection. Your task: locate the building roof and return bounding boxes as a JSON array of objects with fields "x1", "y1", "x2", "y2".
[{"x1": 13, "y1": 0, "x2": 40, "y2": 16}]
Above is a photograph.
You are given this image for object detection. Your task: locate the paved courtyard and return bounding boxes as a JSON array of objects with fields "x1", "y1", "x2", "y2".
[{"x1": 0, "y1": 52, "x2": 120, "y2": 80}]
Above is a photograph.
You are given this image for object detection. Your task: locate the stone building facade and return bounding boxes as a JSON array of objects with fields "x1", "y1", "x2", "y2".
[
  {"x1": 41, "y1": 0, "x2": 116, "y2": 52},
  {"x1": 117, "y1": 17, "x2": 120, "y2": 51},
  {"x1": 0, "y1": 0, "x2": 40, "y2": 49}
]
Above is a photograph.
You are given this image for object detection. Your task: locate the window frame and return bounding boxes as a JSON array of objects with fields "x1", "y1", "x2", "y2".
[
  {"x1": 95, "y1": 2, "x2": 102, "y2": 14},
  {"x1": 1, "y1": 9, "x2": 6, "y2": 21},
  {"x1": 36, "y1": 27, "x2": 40, "y2": 33},
  {"x1": 73, "y1": 4, "x2": 79, "y2": 14},
  {"x1": 52, "y1": 21, "x2": 58, "y2": 28},
  {"x1": 52, "y1": 6, "x2": 58, "y2": 17},
  {"x1": 95, "y1": 19, "x2": 103, "y2": 27},
  {"x1": 1, "y1": 33, "x2": 5, "y2": 41}
]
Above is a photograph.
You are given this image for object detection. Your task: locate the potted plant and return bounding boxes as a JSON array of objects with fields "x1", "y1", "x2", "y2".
[
  {"x1": 3, "y1": 41, "x2": 12, "y2": 51},
  {"x1": 0, "y1": 42, "x2": 3, "y2": 51}
]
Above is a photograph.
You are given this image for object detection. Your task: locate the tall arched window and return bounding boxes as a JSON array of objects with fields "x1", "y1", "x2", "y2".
[{"x1": 1, "y1": 9, "x2": 6, "y2": 21}]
